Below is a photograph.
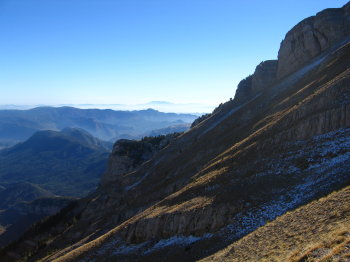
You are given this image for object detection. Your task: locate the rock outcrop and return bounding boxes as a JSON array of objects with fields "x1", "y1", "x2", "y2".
[
  {"x1": 2, "y1": 3, "x2": 350, "y2": 262},
  {"x1": 277, "y1": 3, "x2": 350, "y2": 79},
  {"x1": 101, "y1": 134, "x2": 179, "y2": 186},
  {"x1": 235, "y1": 3, "x2": 350, "y2": 104},
  {"x1": 191, "y1": 113, "x2": 212, "y2": 128},
  {"x1": 234, "y1": 60, "x2": 277, "y2": 104}
]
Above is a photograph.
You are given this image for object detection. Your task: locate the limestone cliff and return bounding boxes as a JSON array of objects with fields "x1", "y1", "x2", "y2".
[
  {"x1": 234, "y1": 60, "x2": 277, "y2": 104},
  {"x1": 101, "y1": 134, "x2": 179, "y2": 186},
  {"x1": 2, "y1": 3, "x2": 350, "y2": 262},
  {"x1": 235, "y1": 2, "x2": 350, "y2": 105},
  {"x1": 277, "y1": 2, "x2": 350, "y2": 79}
]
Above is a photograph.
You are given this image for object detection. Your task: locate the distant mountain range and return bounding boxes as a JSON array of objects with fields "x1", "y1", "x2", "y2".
[
  {"x1": 0, "y1": 128, "x2": 111, "y2": 197},
  {"x1": 0, "y1": 107, "x2": 197, "y2": 249},
  {"x1": 0, "y1": 101, "x2": 214, "y2": 114},
  {"x1": 4, "y1": 3, "x2": 350, "y2": 261},
  {"x1": 0, "y1": 106, "x2": 197, "y2": 149}
]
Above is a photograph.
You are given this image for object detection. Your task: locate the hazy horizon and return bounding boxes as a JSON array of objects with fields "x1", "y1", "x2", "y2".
[
  {"x1": 1, "y1": 0, "x2": 348, "y2": 108},
  {"x1": 0, "y1": 101, "x2": 215, "y2": 114}
]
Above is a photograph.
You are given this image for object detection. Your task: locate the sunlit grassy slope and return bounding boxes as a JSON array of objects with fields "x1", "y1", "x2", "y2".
[{"x1": 201, "y1": 185, "x2": 350, "y2": 262}]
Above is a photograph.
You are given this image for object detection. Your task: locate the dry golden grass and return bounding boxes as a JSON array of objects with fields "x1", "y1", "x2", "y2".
[
  {"x1": 43, "y1": 43, "x2": 350, "y2": 262},
  {"x1": 201, "y1": 185, "x2": 350, "y2": 262},
  {"x1": 288, "y1": 233, "x2": 350, "y2": 262},
  {"x1": 3, "y1": 28, "x2": 350, "y2": 262}
]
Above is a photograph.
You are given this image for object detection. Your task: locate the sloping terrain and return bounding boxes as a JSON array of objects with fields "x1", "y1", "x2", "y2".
[
  {"x1": 0, "y1": 129, "x2": 110, "y2": 197},
  {"x1": 0, "y1": 196, "x2": 73, "y2": 249},
  {"x1": 0, "y1": 134, "x2": 177, "y2": 251},
  {"x1": 0, "y1": 182, "x2": 72, "y2": 249},
  {"x1": 1, "y1": 2, "x2": 350, "y2": 262},
  {"x1": 0, "y1": 182, "x2": 55, "y2": 209},
  {"x1": 0, "y1": 107, "x2": 197, "y2": 147},
  {"x1": 201, "y1": 184, "x2": 350, "y2": 262}
]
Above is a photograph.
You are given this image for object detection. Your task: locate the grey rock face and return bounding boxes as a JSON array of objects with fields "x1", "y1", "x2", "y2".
[
  {"x1": 234, "y1": 76, "x2": 253, "y2": 104},
  {"x1": 252, "y1": 60, "x2": 278, "y2": 93},
  {"x1": 277, "y1": 4, "x2": 350, "y2": 79},
  {"x1": 234, "y1": 60, "x2": 277, "y2": 104},
  {"x1": 101, "y1": 134, "x2": 178, "y2": 186}
]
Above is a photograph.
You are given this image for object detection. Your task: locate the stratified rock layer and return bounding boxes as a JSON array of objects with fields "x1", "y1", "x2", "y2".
[
  {"x1": 2, "y1": 3, "x2": 350, "y2": 262},
  {"x1": 234, "y1": 60, "x2": 277, "y2": 104},
  {"x1": 101, "y1": 134, "x2": 178, "y2": 186},
  {"x1": 277, "y1": 3, "x2": 350, "y2": 79}
]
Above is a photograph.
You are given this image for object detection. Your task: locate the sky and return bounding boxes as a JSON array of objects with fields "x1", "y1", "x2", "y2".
[{"x1": 0, "y1": 0, "x2": 348, "y2": 112}]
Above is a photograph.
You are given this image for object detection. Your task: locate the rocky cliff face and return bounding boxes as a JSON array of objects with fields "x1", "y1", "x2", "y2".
[
  {"x1": 101, "y1": 134, "x2": 179, "y2": 186},
  {"x1": 277, "y1": 3, "x2": 350, "y2": 79},
  {"x1": 234, "y1": 60, "x2": 277, "y2": 104},
  {"x1": 2, "y1": 3, "x2": 350, "y2": 262},
  {"x1": 235, "y1": 3, "x2": 350, "y2": 106}
]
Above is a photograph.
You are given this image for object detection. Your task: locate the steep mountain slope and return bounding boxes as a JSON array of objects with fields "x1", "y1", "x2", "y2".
[
  {"x1": 1, "y1": 2, "x2": 350, "y2": 262},
  {"x1": 0, "y1": 182, "x2": 72, "y2": 248},
  {"x1": 0, "y1": 129, "x2": 110, "y2": 197},
  {"x1": 0, "y1": 107, "x2": 197, "y2": 148},
  {"x1": 101, "y1": 133, "x2": 181, "y2": 187},
  {"x1": 201, "y1": 185, "x2": 350, "y2": 262},
  {"x1": 0, "y1": 195, "x2": 73, "y2": 249},
  {"x1": 0, "y1": 134, "x2": 177, "y2": 251}
]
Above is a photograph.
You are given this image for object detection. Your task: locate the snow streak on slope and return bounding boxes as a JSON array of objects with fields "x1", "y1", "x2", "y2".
[{"x1": 85, "y1": 128, "x2": 350, "y2": 260}]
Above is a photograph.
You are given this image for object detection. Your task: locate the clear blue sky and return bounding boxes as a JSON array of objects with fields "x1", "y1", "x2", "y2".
[{"x1": 0, "y1": 0, "x2": 348, "y2": 110}]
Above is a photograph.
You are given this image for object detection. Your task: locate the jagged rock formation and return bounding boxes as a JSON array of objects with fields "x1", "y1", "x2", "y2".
[
  {"x1": 1, "y1": 2, "x2": 350, "y2": 262},
  {"x1": 277, "y1": 2, "x2": 350, "y2": 78},
  {"x1": 234, "y1": 60, "x2": 278, "y2": 105},
  {"x1": 101, "y1": 134, "x2": 179, "y2": 186},
  {"x1": 191, "y1": 113, "x2": 211, "y2": 128}
]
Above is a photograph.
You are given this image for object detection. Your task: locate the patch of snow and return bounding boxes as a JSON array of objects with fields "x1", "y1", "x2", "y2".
[
  {"x1": 94, "y1": 128, "x2": 350, "y2": 259},
  {"x1": 220, "y1": 128, "x2": 350, "y2": 242},
  {"x1": 144, "y1": 233, "x2": 213, "y2": 254},
  {"x1": 113, "y1": 241, "x2": 148, "y2": 255},
  {"x1": 95, "y1": 232, "x2": 214, "y2": 258},
  {"x1": 204, "y1": 184, "x2": 220, "y2": 192}
]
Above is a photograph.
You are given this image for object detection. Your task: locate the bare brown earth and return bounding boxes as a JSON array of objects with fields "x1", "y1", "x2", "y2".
[
  {"x1": 31, "y1": 33, "x2": 350, "y2": 262},
  {"x1": 1, "y1": 3, "x2": 350, "y2": 262},
  {"x1": 201, "y1": 185, "x2": 350, "y2": 262}
]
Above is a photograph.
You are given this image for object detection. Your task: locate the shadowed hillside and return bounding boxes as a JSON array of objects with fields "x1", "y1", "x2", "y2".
[
  {"x1": 0, "y1": 129, "x2": 111, "y2": 197},
  {"x1": 1, "y1": 2, "x2": 350, "y2": 262},
  {"x1": 201, "y1": 185, "x2": 350, "y2": 262},
  {"x1": 0, "y1": 182, "x2": 73, "y2": 248}
]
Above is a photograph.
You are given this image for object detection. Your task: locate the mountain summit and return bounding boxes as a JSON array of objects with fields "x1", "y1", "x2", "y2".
[{"x1": 2, "y1": 2, "x2": 350, "y2": 261}]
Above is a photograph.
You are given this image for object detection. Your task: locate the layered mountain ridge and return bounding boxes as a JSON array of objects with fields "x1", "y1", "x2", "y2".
[
  {"x1": 278, "y1": 2, "x2": 350, "y2": 78},
  {"x1": 0, "y1": 107, "x2": 196, "y2": 149},
  {"x1": 2, "y1": 2, "x2": 350, "y2": 261}
]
